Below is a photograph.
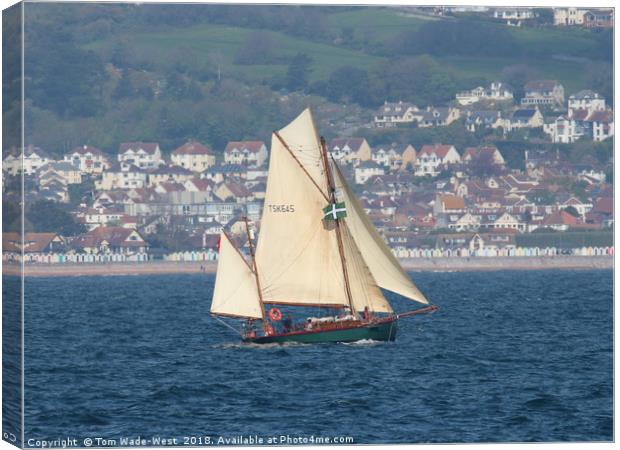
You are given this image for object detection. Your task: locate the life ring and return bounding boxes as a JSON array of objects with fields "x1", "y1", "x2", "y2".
[{"x1": 269, "y1": 307, "x2": 283, "y2": 322}]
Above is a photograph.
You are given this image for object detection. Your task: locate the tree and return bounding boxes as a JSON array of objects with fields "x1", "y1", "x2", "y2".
[
  {"x1": 468, "y1": 151, "x2": 502, "y2": 178},
  {"x1": 393, "y1": 20, "x2": 516, "y2": 58},
  {"x1": 112, "y1": 71, "x2": 135, "y2": 99},
  {"x1": 2, "y1": 200, "x2": 21, "y2": 233},
  {"x1": 586, "y1": 62, "x2": 613, "y2": 107},
  {"x1": 285, "y1": 53, "x2": 313, "y2": 92},
  {"x1": 377, "y1": 56, "x2": 457, "y2": 106},
  {"x1": 313, "y1": 66, "x2": 370, "y2": 104},
  {"x1": 534, "y1": 8, "x2": 554, "y2": 25},
  {"x1": 26, "y1": 200, "x2": 86, "y2": 236},
  {"x1": 26, "y1": 25, "x2": 104, "y2": 118}
]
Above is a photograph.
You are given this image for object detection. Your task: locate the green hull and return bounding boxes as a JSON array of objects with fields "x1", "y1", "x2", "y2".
[{"x1": 244, "y1": 319, "x2": 398, "y2": 344}]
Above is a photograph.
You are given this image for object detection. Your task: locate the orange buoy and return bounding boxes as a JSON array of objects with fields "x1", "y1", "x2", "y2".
[{"x1": 268, "y1": 307, "x2": 283, "y2": 322}]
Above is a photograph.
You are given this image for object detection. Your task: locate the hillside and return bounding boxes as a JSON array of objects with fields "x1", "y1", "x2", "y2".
[{"x1": 5, "y1": 4, "x2": 613, "y2": 157}]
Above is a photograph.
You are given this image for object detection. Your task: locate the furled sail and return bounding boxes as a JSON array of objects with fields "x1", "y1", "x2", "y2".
[
  {"x1": 211, "y1": 233, "x2": 264, "y2": 319},
  {"x1": 254, "y1": 109, "x2": 350, "y2": 308},
  {"x1": 333, "y1": 162, "x2": 429, "y2": 305}
]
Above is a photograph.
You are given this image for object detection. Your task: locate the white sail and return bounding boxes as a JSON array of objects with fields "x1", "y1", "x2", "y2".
[
  {"x1": 254, "y1": 109, "x2": 350, "y2": 308},
  {"x1": 211, "y1": 233, "x2": 264, "y2": 319},
  {"x1": 333, "y1": 162, "x2": 429, "y2": 305},
  {"x1": 340, "y1": 221, "x2": 394, "y2": 313}
]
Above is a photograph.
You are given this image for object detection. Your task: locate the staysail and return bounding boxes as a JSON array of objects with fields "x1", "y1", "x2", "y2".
[
  {"x1": 339, "y1": 221, "x2": 394, "y2": 313},
  {"x1": 332, "y1": 162, "x2": 429, "y2": 305},
  {"x1": 211, "y1": 233, "x2": 264, "y2": 319}
]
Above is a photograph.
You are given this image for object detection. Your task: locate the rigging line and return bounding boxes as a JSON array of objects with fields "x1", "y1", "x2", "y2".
[
  {"x1": 211, "y1": 314, "x2": 244, "y2": 337},
  {"x1": 273, "y1": 131, "x2": 329, "y2": 202}
]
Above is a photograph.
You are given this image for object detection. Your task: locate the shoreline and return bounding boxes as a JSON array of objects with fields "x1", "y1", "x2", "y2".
[{"x1": 2, "y1": 256, "x2": 613, "y2": 277}]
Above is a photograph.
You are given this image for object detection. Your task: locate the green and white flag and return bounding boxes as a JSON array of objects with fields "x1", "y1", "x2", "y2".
[{"x1": 323, "y1": 202, "x2": 347, "y2": 220}]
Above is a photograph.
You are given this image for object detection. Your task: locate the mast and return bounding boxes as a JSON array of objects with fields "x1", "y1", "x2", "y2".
[
  {"x1": 243, "y1": 216, "x2": 268, "y2": 329},
  {"x1": 319, "y1": 136, "x2": 355, "y2": 314}
]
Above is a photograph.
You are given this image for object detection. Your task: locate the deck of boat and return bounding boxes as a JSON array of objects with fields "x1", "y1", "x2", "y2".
[{"x1": 244, "y1": 317, "x2": 398, "y2": 344}]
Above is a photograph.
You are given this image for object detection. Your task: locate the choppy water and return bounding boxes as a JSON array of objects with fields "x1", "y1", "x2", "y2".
[{"x1": 4, "y1": 270, "x2": 614, "y2": 445}]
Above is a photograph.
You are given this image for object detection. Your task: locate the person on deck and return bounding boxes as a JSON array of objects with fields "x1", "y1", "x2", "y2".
[
  {"x1": 363, "y1": 306, "x2": 372, "y2": 322},
  {"x1": 282, "y1": 316, "x2": 292, "y2": 333}
]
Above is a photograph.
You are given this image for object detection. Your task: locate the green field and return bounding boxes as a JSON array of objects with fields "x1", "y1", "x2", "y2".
[
  {"x1": 83, "y1": 7, "x2": 602, "y2": 93},
  {"x1": 86, "y1": 23, "x2": 387, "y2": 83},
  {"x1": 326, "y1": 8, "x2": 433, "y2": 42}
]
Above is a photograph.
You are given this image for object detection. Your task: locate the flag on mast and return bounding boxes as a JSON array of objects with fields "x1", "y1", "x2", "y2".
[{"x1": 323, "y1": 202, "x2": 347, "y2": 220}]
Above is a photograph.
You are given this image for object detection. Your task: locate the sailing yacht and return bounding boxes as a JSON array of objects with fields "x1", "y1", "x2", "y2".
[{"x1": 211, "y1": 109, "x2": 437, "y2": 344}]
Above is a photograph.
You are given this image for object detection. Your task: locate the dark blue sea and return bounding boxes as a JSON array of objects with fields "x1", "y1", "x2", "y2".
[{"x1": 6, "y1": 269, "x2": 614, "y2": 445}]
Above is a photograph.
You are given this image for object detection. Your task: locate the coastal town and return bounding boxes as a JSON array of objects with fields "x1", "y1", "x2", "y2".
[
  {"x1": 2, "y1": 5, "x2": 614, "y2": 269},
  {"x1": 2, "y1": 78, "x2": 614, "y2": 268}
]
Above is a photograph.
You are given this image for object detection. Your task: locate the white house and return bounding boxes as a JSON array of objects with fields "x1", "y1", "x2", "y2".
[
  {"x1": 414, "y1": 144, "x2": 461, "y2": 177},
  {"x1": 37, "y1": 162, "x2": 83, "y2": 185},
  {"x1": 118, "y1": 142, "x2": 163, "y2": 169},
  {"x1": 568, "y1": 90, "x2": 606, "y2": 114},
  {"x1": 456, "y1": 82, "x2": 513, "y2": 105},
  {"x1": 371, "y1": 143, "x2": 416, "y2": 171},
  {"x1": 147, "y1": 165, "x2": 195, "y2": 187},
  {"x1": 493, "y1": 8, "x2": 535, "y2": 26},
  {"x1": 554, "y1": 7, "x2": 588, "y2": 25},
  {"x1": 354, "y1": 161, "x2": 385, "y2": 184},
  {"x1": 373, "y1": 101, "x2": 419, "y2": 128},
  {"x1": 544, "y1": 116, "x2": 587, "y2": 143},
  {"x1": 493, "y1": 212, "x2": 525, "y2": 232},
  {"x1": 63, "y1": 145, "x2": 109, "y2": 175},
  {"x1": 328, "y1": 138, "x2": 372, "y2": 164},
  {"x1": 223, "y1": 141, "x2": 268, "y2": 167},
  {"x1": 521, "y1": 80, "x2": 565, "y2": 107},
  {"x1": 451, "y1": 213, "x2": 481, "y2": 232},
  {"x1": 96, "y1": 162, "x2": 148, "y2": 190},
  {"x1": 587, "y1": 110, "x2": 614, "y2": 142},
  {"x1": 3, "y1": 145, "x2": 51, "y2": 176},
  {"x1": 171, "y1": 141, "x2": 215, "y2": 172}
]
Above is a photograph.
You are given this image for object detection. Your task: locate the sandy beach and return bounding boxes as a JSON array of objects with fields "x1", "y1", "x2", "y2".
[{"x1": 2, "y1": 256, "x2": 612, "y2": 277}]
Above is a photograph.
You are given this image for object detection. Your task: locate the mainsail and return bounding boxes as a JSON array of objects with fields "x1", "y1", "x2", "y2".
[
  {"x1": 210, "y1": 233, "x2": 263, "y2": 319},
  {"x1": 254, "y1": 109, "x2": 351, "y2": 308},
  {"x1": 332, "y1": 162, "x2": 429, "y2": 305}
]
